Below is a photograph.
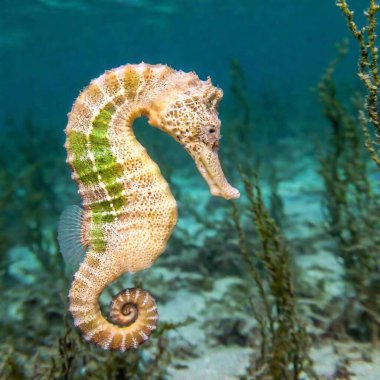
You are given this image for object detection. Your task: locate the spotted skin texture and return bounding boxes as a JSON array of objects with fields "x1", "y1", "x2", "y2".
[{"x1": 64, "y1": 63, "x2": 239, "y2": 351}]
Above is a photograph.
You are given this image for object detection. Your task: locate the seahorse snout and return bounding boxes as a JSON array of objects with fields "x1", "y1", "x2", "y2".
[
  {"x1": 211, "y1": 183, "x2": 240, "y2": 200},
  {"x1": 196, "y1": 147, "x2": 240, "y2": 200}
]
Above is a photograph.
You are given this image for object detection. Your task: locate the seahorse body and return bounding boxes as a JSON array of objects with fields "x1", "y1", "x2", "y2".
[{"x1": 63, "y1": 63, "x2": 239, "y2": 351}]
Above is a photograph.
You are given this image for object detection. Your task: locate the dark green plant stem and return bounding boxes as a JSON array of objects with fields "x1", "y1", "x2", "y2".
[
  {"x1": 337, "y1": 0, "x2": 380, "y2": 167},
  {"x1": 318, "y1": 42, "x2": 380, "y2": 349},
  {"x1": 232, "y1": 171, "x2": 317, "y2": 380}
]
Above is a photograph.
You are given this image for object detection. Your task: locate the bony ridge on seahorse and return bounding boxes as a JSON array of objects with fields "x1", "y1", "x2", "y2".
[{"x1": 58, "y1": 62, "x2": 240, "y2": 351}]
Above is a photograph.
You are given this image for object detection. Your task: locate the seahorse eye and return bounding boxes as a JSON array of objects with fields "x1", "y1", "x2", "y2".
[{"x1": 208, "y1": 127, "x2": 216, "y2": 134}]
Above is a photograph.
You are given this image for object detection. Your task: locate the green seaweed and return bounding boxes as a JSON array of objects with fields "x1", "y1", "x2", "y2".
[
  {"x1": 318, "y1": 42, "x2": 380, "y2": 349},
  {"x1": 268, "y1": 167, "x2": 286, "y2": 229},
  {"x1": 337, "y1": 0, "x2": 380, "y2": 168},
  {"x1": 232, "y1": 171, "x2": 317, "y2": 380}
]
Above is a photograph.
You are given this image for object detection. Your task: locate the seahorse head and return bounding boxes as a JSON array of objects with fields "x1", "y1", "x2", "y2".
[{"x1": 149, "y1": 73, "x2": 240, "y2": 200}]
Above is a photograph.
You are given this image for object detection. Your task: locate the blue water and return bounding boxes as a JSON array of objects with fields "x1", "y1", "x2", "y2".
[
  {"x1": 1, "y1": 1, "x2": 379, "y2": 379},
  {"x1": 0, "y1": 0, "x2": 366, "y2": 129}
]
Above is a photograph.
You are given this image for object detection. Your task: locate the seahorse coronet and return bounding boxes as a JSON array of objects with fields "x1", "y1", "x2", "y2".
[{"x1": 63, "y1": 62, "x2": 239, "y2": 351}]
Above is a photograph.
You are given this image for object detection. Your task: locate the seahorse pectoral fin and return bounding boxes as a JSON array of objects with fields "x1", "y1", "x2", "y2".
[
  {"x1": 58, "y1": 205, "x2": 88, "y2": 268},
  {"x1": 195, "y1": 145, "x2": 240, "y2": 200}
]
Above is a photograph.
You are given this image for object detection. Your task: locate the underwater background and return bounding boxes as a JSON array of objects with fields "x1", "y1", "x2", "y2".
[{"x1": 1, "y1": 0, "x2": 380, "y2": 379}]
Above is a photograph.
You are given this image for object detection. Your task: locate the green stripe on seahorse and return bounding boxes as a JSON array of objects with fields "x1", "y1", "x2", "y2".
[
  {"x1": 67, "y1": 101, "x2": 126, "y2": 253},
  {"x1": 89, "y1": 103, "x2": 125, "y2": 198}
]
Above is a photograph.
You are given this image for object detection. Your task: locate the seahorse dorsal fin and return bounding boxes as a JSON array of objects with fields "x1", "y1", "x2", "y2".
[{"x1": 58, "y1": 205, "x2": 87, "y2": 268}]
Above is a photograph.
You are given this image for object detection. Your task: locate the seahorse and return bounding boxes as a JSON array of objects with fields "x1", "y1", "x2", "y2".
[{"x1": 58, "y1": 63, "x2": 239, "y2": 351}]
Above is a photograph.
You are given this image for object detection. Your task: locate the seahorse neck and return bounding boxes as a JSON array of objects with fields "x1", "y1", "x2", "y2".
[
  {"x1": 121, "y1": 95, "x2": 164, "y2": 133},
  {"x1": 109, "y1": 98, "x2": 164, "y2": 166}
]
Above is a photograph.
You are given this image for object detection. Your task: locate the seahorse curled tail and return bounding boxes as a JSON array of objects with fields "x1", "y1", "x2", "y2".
[{"x1": 69, "y1": 251, "x2": 157, "y2": 350}]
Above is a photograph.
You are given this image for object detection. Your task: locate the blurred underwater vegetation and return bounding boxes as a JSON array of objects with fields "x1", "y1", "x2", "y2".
[{"x1": 1, "y1": 1, "x2": 380, "y2": 379}]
